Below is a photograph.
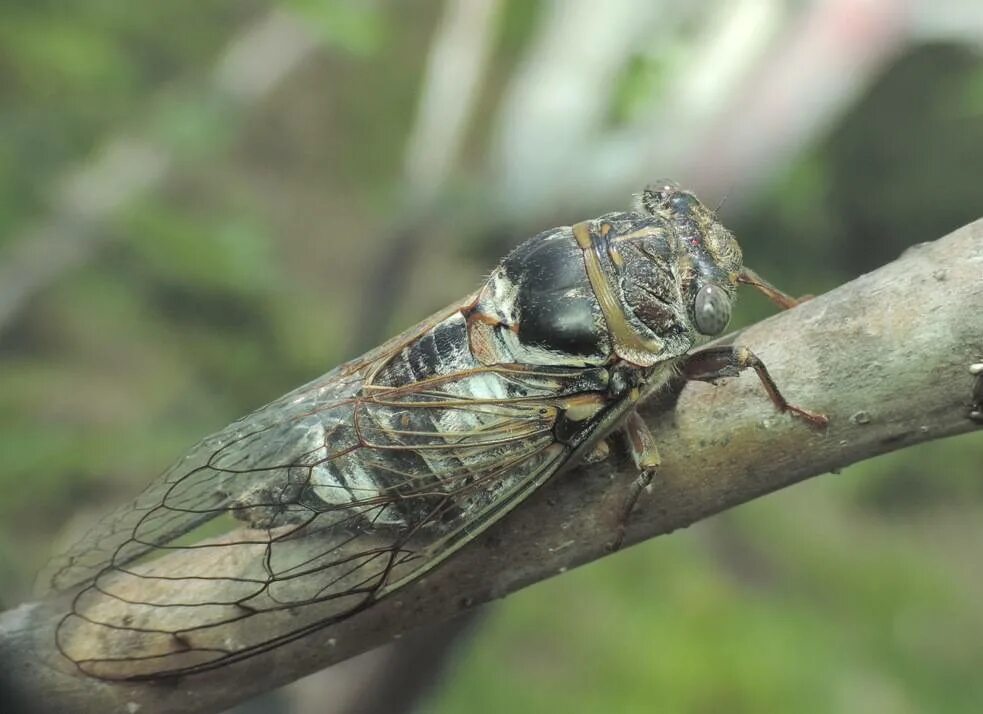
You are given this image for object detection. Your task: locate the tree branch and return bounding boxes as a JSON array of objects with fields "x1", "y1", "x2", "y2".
[{"x1": 3, "y1": 220, "x2": 982, "y2": 714}]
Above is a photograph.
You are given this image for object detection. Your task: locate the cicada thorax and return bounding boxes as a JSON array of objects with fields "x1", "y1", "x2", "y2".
[
  {"x1": 467, "y1": 211, "x2": 702, "y2": 371},
  {"x1": 491, "y1": 227, "x2": 609, "y2": 361}
]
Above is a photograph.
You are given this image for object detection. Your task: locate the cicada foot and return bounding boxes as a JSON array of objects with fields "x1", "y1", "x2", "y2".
[
  {"x1": 970, "y1": 362, "x2": 983, "y2": 423},
  {"x1": 684, "y1": 345, "x2": 829, "y2": 429},
  {"x1": 608, "y1": 410, "x2": 661, "y2": 552}
]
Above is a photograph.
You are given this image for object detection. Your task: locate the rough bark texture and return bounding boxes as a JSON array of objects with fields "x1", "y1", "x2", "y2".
[{"x1": 2, "y1": 220, "x2": 982, "y2": 714}]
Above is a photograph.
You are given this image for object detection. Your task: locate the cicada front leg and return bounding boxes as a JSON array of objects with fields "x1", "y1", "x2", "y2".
[
  {"x1": 606, "y1": 346, "x2": 825, "y2": 552},
  {"x1": 970, "y1": 362, "x2": 983, "y2": 423},
  {"x1": 738, "y1": 267, "x2": 810, "y2": 310},
  {"x1": 607, "y1": 410, "x2": 662, "y2": 552},
  {"x1": 683, "y1": 345, "x2": 828, "y2": 427}
]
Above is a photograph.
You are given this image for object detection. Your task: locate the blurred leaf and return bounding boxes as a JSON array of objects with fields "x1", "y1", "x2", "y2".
[
  {"x1": 149, "y1": 93, "x2": 240, "y2": 159},
  {"x1": 608, "y1": 52, "x2": 667, "y2": 127},
  {"x1": 0, "y1": 15, "x2": 134, "y2": 91},
  {"x1": 960, "y1": 64, "x2": 983, "y2": 117},
  {"x1": 121, "y1": 200, "x2": 278, "y2": 295},
  {"x1": 282, "y1": 0, "x2": 386, "y2": 56}
]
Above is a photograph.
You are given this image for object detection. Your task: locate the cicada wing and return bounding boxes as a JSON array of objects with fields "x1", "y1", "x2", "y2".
[
  {"x1": 40, "y1": 368, "x2": 358, "y2": 594},
  {"x1": 41, "y1": 304, "x2": 467, "y2": 596},
  {"x1": 47, "y1": 316, "x2": 585, "y2": 679},
  {"x1": 55, "y1": 441, "x2": 567, "y2": 680}
]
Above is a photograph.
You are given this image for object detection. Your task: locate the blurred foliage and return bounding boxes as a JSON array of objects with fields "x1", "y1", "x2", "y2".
[
  {"x1": 0, "y1": 1, "x2": 259, "y2": 232},
  {"x1": 736, "y1": 43, "x2": 983, "y2": 281},
  {"x1": 0, "y1": 3, "x2": 981, "y2": 714},
  {"x1": 435, "y1": 478, "x2": 983, "y2": 713},
  {"x1": 284, "y1": 0, "x2": 385, "y2": 56}
]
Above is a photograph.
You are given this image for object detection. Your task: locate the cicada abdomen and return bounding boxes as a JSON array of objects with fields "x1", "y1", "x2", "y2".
[{"x1": 45, "y1": 184, "x2": 823, "y2": 679}]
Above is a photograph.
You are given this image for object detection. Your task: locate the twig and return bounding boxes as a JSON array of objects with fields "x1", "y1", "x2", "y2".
[{"x1": 2, "y1": 219, "x2": 981, "y2": 713}]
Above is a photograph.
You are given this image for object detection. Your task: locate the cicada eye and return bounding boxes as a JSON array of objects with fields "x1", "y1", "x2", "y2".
[
  {"x1": 694, "y1": 284, "x2": 731, "y2": 335},
  {"x1": 640, "y1": 180, "x2": 679, "y2": 215}
]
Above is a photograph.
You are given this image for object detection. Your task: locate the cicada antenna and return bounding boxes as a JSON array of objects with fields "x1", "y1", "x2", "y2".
[{"x1": 713, "y1": 189, "x2": 732, "y2": 216}]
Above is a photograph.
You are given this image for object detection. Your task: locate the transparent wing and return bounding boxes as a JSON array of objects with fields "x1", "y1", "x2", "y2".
[{"x1": 45, "y1": 313, "x2": 588, "y2": 680}]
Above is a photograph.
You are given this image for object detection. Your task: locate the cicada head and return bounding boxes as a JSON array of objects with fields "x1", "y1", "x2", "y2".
[
  {"x1": 634, "y1": 181, "x2": 744, "y2": 337},
  {"x1": 567, "y1": 182, "x2": 747, "y2": 367}
]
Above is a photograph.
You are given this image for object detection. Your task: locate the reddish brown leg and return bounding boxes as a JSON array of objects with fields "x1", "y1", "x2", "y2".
[
  {"x1": 738, "y1": 267, "x2": 808, "y2": 310},
  {"x1": 684, "y1": 345, "x2": 828, "y2": 428},
  {"x1": 608, "y1": 410, "x2": 661, "y2": 552}
]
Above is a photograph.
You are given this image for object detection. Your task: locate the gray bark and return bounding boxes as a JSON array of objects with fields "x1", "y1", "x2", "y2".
[{"x1": 2, "y1": 219, "x2": 982, "y2": 714}]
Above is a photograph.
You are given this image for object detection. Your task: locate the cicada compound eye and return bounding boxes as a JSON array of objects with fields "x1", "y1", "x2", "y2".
[
  {"x1": 639, "y1": 180, "x2": 680, "y2": 215},
  {"x1": 694, "y1": 284, "x2": 731, "y2": 335}
]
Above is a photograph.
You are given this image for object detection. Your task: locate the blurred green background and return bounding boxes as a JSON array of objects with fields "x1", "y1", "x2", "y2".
[{"x1": 1, "y1": 2, "x2": 982, "y2": 713}]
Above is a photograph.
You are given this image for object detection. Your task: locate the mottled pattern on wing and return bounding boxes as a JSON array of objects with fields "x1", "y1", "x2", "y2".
[{"x1": 44, "y1": 307, "x2": 580, "y2": 680}]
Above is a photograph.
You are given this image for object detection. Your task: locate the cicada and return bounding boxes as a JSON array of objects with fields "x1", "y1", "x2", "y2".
[{"x1": 45, "y1": 184, "x2": 825, "y2": 680}]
